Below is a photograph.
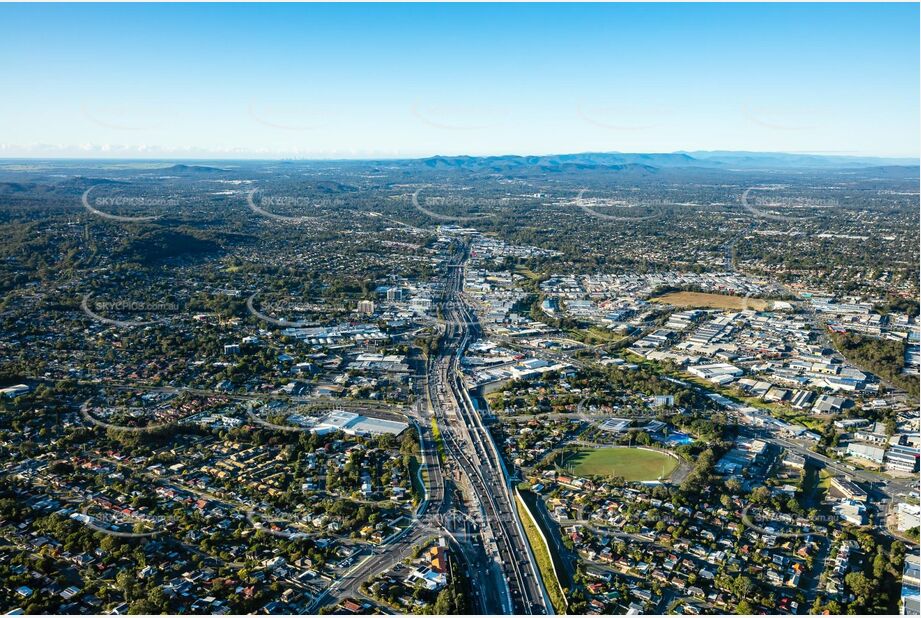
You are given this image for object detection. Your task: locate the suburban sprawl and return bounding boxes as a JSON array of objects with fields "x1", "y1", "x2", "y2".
[{"x1": 0, "y1": 152, "x2": 917, "y2": 615}]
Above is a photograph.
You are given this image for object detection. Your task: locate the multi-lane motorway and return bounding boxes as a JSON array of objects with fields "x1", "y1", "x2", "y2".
[
  {"x1": 428, "y1": 245, "x2": 552, "y2": 614},
  {"x1": 313, "y1": 242, "x2": 552, "y2": 614}
]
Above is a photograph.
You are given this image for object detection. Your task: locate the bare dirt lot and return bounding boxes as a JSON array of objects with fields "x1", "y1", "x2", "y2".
[{"x1": 651, "y1": 291, "x2": 771, "y2": 311}]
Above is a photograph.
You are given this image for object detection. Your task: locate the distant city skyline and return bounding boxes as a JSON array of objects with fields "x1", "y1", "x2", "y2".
[{"x1": 1, "y1": 3, "x2": 918, "y2": 158}]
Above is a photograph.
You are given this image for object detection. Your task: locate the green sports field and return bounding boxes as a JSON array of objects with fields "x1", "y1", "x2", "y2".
[{"x1": 563, "y1": 447, "x2": 677, "y2": 481}]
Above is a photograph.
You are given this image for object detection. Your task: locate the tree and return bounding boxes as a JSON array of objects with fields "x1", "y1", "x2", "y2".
[
  {"x1": 434, "y1": 588, "x2": 454, "y2": 614},
  {"x1": 128, "y1": 600, "x2": 158, "y2": 615},
  {"x1": 750, "y1": 486, "x2": 771, "y2": 504},
  {"x1": 732, "y1": 574, "x2": 754, "y2": 599},
  {"x1": 873, "y1": 551, "x2": 887, "y2": 579},
  {"x1": 810, "y1": 597, "x2": 824, "y2": 614},
  {"x1": 736, "y1": 600, "x2": 754, "y2": 614},
  {"x1": 845, "y1": 572, "x2": 873, "y2": 600}
]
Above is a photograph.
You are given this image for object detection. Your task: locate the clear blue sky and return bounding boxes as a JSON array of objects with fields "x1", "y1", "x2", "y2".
[{"x1": 1, "y1": 3, "x2": 918, "y2": 158}]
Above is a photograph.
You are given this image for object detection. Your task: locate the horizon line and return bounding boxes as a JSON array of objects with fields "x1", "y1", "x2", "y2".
[{"x1": 0, "y1": 148, "x2": 918, "y2": 163}]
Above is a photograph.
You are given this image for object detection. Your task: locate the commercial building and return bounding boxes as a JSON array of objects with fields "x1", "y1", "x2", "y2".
[
  {"x1": 886, "y1": 444, "x2": 920, "y2": 473},
  {"x1": 830, "y1": 477, "x2": 868, "y2": 502},
  {"x1": 357, "y1": 300, "x2": 376, "y2": 315},
  {"x1": 897, "y1": 503, "x2": 921, "y2": 532},
  {"x1": 312, "y1": 410, "x2": 408, "y2": 437},
  {"x1": 833, "y1": 500, "x2": 867, "y2": 525},
  {"x1": 855, "y1": 422, "x2": 889, "y2": 445},
  {"x1": 411, "y1": 297, "x2": 433, "y2": 313},
  {"x1": 846, "y1": 442, "x2": 886, "y2": 465},
  {"x1": 687, "y1": 363, "x2": 743, "y2": 385}
]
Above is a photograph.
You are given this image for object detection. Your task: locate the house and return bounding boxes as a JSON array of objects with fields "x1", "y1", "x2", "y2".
[
  {"x1": 407, "y1": 566, "x2": 446, "y2": 591},
  {"x1": 429, "y1": 545, "x2": 448, "y2": 573},
  {"x1": 901, "y1": 553, "x2": 920, "y2": 615}
]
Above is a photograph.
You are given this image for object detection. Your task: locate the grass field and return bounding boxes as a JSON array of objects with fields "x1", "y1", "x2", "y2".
[
  {"x1": 516, "y1": 494, "x2": 567, "y2": 614},
  {"x1": 430, "y1": 418, "x2": 446, "y2": 464},
  {"x1": 408, "y1": 456, "x2": 424, "y2": 505},
  {"x1": 563, "y1": 447, "x2": 677, "y2": 481},
  {"x1": 566, "y1": 326, "x2": 623, "y2": 344},
  {"x1": 514, "y1": 265, "x2": 544, "y2": 282},
  {"x1": 651, "y1": 291, "x2": 770, "y2": 311}
]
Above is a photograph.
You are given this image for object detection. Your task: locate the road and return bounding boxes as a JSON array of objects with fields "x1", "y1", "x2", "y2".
[
  {"x1": 427, "y1": 243, "x2": 553, "y2": 614},
  {"x1": 750, "y1": 429, "x2": 918, "y2": 501},
  {"x1": 308, "y1": 385, "x2": 453, "y2": 612},
  {"x1": 310, "y1": 299, "x2": 515, "y2": 613},
  {"x1": 54, "y1": 377, "x2": 402, "y2": 417}
]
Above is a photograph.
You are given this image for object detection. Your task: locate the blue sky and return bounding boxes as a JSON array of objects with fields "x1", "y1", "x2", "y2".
[{"x1": 1, "y1": 3, "x2": 918, "y2": 158}]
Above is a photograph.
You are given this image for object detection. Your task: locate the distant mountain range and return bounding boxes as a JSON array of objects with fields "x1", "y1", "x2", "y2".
[
  {"x1": 162, "y1": 164, "x2": 229, "y2": 174},
  {"x1": 0, "y1": 152, "x2": 915, "y2": 177},
  {"x1": 679, "y1": 151, "x2": 919, "y2": 169},
  {"x1": 410, "y1": 151, "x2": 918, "y2": 173}
]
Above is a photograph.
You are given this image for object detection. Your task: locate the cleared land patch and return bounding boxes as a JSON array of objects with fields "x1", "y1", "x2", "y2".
[
  {"x1": 651, "y1": 291, "x2": 770, "y2": 311},
  {"x1": 563, "y1": 447, "x2": 677, "y2": 481}
]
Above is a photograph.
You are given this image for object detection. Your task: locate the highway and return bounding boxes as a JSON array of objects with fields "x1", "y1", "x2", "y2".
[
  {"x1": 427, "y1": 243, "x2": 553, "y2": 615},
  {"x1": 309, "y1": 287, "x2": 511, "y2": 613},
  {"x1": 307, "y1": 385, "x2": 453, "y2": 612}
]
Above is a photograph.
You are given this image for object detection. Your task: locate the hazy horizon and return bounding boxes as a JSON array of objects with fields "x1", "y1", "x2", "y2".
[{"x1": 0, "y1": 149, "x2": 918, "y2": 165}]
